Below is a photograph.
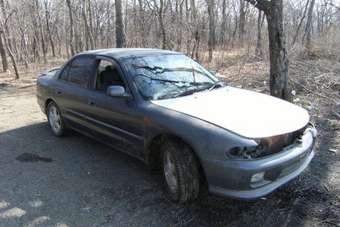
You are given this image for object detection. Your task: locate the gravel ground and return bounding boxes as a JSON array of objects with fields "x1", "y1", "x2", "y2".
[{"x1": 0, "y1": 84, "x2": 339, "y2": 227}]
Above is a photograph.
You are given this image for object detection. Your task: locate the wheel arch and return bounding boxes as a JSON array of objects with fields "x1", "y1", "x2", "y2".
[
  {"x1": 146, "y1": 133, "x2": 208, "y2": 186},
  {"x1": 45, "y1": 98, "x2": 57, "y2": 113}
]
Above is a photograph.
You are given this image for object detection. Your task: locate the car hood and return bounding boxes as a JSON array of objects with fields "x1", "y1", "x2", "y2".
[{"x1": 151, "y1": 87, "x2": 310, "y2": 138}]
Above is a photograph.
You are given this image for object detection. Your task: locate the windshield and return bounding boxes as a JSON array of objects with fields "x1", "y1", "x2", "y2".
[{"x1": 123, "y1": 54, "x2": 218, "y2": 100}]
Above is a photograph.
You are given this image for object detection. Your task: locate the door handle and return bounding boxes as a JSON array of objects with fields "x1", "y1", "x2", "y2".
[
  {"x1": 88, "y1": 100, "x2": 95, "y2": 106},
  {"x1": 55, "y1": 90, "x2": 62, "y2": 95}
]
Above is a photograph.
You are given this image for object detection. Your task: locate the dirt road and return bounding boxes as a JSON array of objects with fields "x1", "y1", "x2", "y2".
[{"x1": 0, "y1": 85, "x2": 339, "y2": 227}]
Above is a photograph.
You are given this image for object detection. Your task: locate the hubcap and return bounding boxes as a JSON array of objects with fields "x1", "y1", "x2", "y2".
[
  {"x1": 48, "y1": 105, "x2": 61, "y2": 133},
  {"x1": 164, "y1": 151, "x2": 178, "y2": 193}
]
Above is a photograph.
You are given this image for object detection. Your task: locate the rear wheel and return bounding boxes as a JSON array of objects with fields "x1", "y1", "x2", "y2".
[
  {"x1": 47, "y1": 102, "x2": 65, "y2": 137},
  {"x1": 161, "y1": 140, "x2": 200, "y2": 203}
]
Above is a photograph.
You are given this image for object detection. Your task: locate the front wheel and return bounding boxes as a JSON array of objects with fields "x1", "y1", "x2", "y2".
[
  {"x1": 47, "y1": 101, "x2": 66, "y2": 137},
  {"x1": 162, "y1": 140, "x2": 200, "y2": 203}
]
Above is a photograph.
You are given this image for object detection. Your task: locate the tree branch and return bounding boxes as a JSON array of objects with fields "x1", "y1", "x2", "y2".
[
  {"x1": 3, "y1": 9, "x2": 16, "y2": 27},
  {"x1": 244, "y1": 0, "x2": 270, "y2": 12},
  {"x1": 326, "y1": 1, "x2": 340, "y2": 11}
]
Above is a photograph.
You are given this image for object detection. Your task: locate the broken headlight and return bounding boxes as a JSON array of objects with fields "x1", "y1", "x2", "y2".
[
  {"x1": 227, "y1": 133, "x2": 293, "y2": 159},
  {"x1": 226, "y1": 124, "x2": 316, "y2": 160},
  {"x1": 227, "y1": 144, "x2": 266, "y2": 159}
]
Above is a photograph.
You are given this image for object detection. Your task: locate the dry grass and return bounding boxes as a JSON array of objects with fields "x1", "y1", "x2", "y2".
[{"x1": 0, "y1": 58, "x2": 65, "y2": 90}]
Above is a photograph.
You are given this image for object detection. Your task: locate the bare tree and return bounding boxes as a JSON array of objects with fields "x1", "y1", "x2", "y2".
[
  {"x1": 44, "y1": 0, "x2": 56, "y2": 57},
  {"x1": 291, "y1": 0, "x2": 310, "y2": 46},
  {"x1": 255, "y1": 9, "x2": 264, "y2": 58},
  {"x1": 220, "y1": 0, "x2": 228, "y2": 45},
  {"x1": 35, "y1": 0, "x2": 47, "y2": 63},
  {"x1": 304, "y1": 0, "x2": 315, "y2": 50},
  {"x1": 239, "y1": 0, "x2": 246, "y2": 46},
  {"x1": 137, "y1": 0, "x2": 147, "y2": 47},
  {"x1": 0, "y1": 1, "x2": 19, "y2": 79},
  {"x1": 206, "y1": 0, "x2": 216, "y2": 62},
  {"x1": 0, "y1": 32, "x2": 7, "y2": 71},
  {"x1": 82, "y1": 0, "x2": 95, "y2": 50},
  {"x1": 245, "y1": 0, "x2": 290, "y2": 100},
  {"x1": 0, "y1": 0, "x2": 338, "y2": 85},
  {"x1": 66, "y1": 0, "x2": 75, "y2": 55},
  {"x1": 115, "y1": 0, "x2": 126, "y2": 48},
  {"x1": 0, "y1": 0, "x2": 7, "y2": 71}
]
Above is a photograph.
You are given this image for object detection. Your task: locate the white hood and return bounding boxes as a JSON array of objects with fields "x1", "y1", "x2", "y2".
[{"x1": 151, "y1": 87, "x2": 310, "y2": 138}]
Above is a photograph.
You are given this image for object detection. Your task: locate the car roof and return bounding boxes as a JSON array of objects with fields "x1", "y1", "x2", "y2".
[{"x1": 78, "y1": 48, "x2": 182, "y2": 59}]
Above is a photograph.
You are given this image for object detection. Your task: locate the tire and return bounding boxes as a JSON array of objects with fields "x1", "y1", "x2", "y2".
[
  {"x1": 47, "y1": 101, "x2": 66, "y2": 137},
  {"x1": 161, "y1": 140, "x2": 200, "y2": 203}
]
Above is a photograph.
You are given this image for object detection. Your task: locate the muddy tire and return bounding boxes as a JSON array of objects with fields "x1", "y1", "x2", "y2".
[
  {"x1": 47, "y1": 101, "x2": 66, "y2": 137},
  {"x1": 161, "y1": 140, "x2": 200, "y2": 203}
]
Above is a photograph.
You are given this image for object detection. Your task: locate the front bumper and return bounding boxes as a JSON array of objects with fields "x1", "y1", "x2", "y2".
[{"x1": 204, "y1": 126, "x2": 317, "y2": 200}]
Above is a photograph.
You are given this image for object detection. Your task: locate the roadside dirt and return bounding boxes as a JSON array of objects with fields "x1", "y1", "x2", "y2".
[{"x1": 0, "y1": 55, "x2": 339, "y2": 227}]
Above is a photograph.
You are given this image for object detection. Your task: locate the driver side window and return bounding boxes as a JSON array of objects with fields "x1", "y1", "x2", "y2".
[{"x1": 95, "y1": 59, "x2": 125, "y2": 92}]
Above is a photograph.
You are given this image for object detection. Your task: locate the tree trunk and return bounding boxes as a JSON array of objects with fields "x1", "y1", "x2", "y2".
[
  {"x1": 0, "y1": 0, "x2": 8, "y2": 71},
  {"x1": 87, "y1": 0, "x2": 94, "y2": 46},
  {"x1": 255, "y1": 9, "x2": 264, "y2": 58},
  {"x1": 66, "y1": 0, "x2": 75, "y2": 55},
  {"x1": 18, "y1": 26, "x2": 29, "y2": 68},
  {"x1": 245, "y1": 0, "x2": 290, "y2": 100},
  {"x1": 124, "y1": 0, "x2": 128, "y2": 44},
  {"x1": 35, "y1": 0, "x2": 47, "y2": 63},
  {"x1": 291, "y1": 0, "x2": 309, "y2": 46},
  {"x1": 115, "y1": 0, "x2": 126, "y2": 48},
  {"x1": 220, "y1": 0, "x2": 227, "y2": 45},
  {"x1": 3, "y1": 31, "x2": 19, "y2": 79},
  {"x1": 0, "y1": 0, "x2": 19, "y2": 79},
  {"x1": 239, "y1": 0, "x2": 246, "y2": 46},
  {"x1": 82, "y1": 0, "x2": 94, "y2": 50},
  {"x1": 266, "y1": 1, "x2": 290, "y2": 100},
  {"x1": 175, "y1": 0, "x2": 184, "y2": 51},
  {"x1": 305, "y1": 0, "x2": 315, "y2": 51},
  {"x1": 0, "y1": 32, "x2": 8, "y2": 71},
  {"x1": 138, "y1": 0, "x2": 146, "y2": 47},
  {"x1": 206, "y1": 0, "x2": 215, "y2": 62},
  {"x1": 156, "y1": 0, "x2": 167, "y2": 49},
  {"x1": 189, "y1": 0, "x2": 197, "y2": 57},
  {"x1": 44, "y1": 0, "x2": 56, "y2": 57}
]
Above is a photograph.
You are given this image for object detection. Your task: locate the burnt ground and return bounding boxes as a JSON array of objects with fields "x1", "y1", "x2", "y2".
[{"x1": 0, "y1": 55, "x2": 339, "y2": 226}]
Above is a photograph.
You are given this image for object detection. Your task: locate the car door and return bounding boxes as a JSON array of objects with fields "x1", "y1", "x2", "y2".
[
  {"x1": 53, "y1": 55, "x2": 99, "y2": 133},
  {"x1": 81, "y1": 57, "x2": 145, "y2": 159}
]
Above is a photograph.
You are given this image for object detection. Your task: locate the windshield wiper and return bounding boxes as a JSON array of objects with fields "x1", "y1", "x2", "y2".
[
  {"x1": 136, "y1": 73, "x2": 189, "y2": 84},
  {"x1": 173, "y1": 81, "x2": 224, "y2": 98},
  {"x1": 134, "y1": 64, "x2": 210, "y2": 76},
  {"x1": 135, "y1": 73, "x2": 214, "y2": 87},
  {"x1": 133, "y1": 65, "x2": 165, "y2": 73},
  {"x1": 208, "y1": 81, "x2": 224, "y2": 91},
  {"x1": 173, "y1": 83, "x2": 214, "y2": 98},
  {"x1": 173, "y1": 89, "x2": 200, "y2": 98}
]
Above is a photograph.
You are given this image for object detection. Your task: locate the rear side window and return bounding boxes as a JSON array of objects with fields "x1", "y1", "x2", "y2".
[
  {"x1": 60, "y1": 56, "x2": 96, "y2": 88},
  {"x1": 59, "y1": 66, "x2": 70, "y2": 81}
]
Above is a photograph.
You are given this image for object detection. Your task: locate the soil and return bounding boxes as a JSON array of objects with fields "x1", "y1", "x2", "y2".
[{"x1": 0, "y1": 54, "x2": 339, "y2": 227}]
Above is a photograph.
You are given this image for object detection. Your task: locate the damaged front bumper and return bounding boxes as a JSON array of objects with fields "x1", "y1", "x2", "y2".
[{"x1": 204, "y1": 126, "x2": 317, "y2": 200}]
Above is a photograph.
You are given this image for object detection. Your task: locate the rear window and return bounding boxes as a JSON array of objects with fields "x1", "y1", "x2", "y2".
[{"x1": 60, "y1": 56, "x2": 96, "y2": 88}]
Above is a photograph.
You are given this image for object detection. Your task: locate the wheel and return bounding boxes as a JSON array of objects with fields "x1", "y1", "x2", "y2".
[
  {"x1": 161, "y1": 140, "x2": 200, "y2": 203},
  {"x1": 47, "y1": 101, "x2": 66, "y2": 137}
]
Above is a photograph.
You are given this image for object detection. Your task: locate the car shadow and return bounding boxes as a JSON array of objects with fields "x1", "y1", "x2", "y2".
[{"x1": 0, "y1": 122, "x2": 337, "y2": 226}]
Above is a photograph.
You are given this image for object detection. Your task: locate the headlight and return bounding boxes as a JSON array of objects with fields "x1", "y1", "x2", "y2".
[
  {"x1": 227, "y1": 134, "x2": 290, "y2": 159},
  {"x1": 226, "y1": 124, "x2": 316, "y2": 160},
  {"x1": 227, "y1": 145, "x2": 265, "y2": 159}
]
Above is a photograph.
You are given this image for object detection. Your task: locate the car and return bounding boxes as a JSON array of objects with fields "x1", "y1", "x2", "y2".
[{"x1": 37, "y1": 48, "x2": 317, "y2": 203}]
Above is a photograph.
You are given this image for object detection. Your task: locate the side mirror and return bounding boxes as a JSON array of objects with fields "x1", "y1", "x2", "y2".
[{"x1": 106, "y1": 85, "x2": 132, "y2": 99}]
